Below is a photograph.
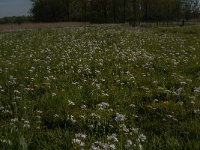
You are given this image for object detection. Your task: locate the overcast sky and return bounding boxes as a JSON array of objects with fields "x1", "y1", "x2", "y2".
[{"x1": 0, "y1": 0, "x2": 32, "y2": 18}]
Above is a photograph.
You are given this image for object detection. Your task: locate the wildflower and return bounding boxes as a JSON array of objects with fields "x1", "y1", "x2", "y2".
[
  {"x1": 119, "y1": 124, "x2": 129, "y2": 132},
  {"x1": 102, "y1": 92, "x2": 109, "y2": 97},
  {"x1": 88, "y1": 124, "x2": 94, "y2": 129},
  {"x1": 107, "y1": 134, "x2": 118, "y2": 142},
  {"x1": 176, "y1": 87, "x2": 183, "y2": 94},
  {"x1": 11, "y1": 118, "x2": 18, "y2": 123},
  {"x1": 72, "y1": 138, "x2": 85, "y2": 147},
  {"x1": 138, "y1": 134, "x2": 147, "y2": 142},
  {"x1": 108, "y1": 108, "x2": 113, "y2": 112},
  {"x1": 69, "y1": 115, "x2": 76, "y2": 123},
  {"x1": 36, "y1": 110, "x2": 43, "y2": 114},
  {"x1": 0, "y1": 106, "x2": 4, "y2": 111},
  {"x1": 194, "y1": 87, "x2": 200, "y2": 93},
  {"x1": 52, "y1": 93, "x2": 56, "y2": 97},
  {"x1": 180, "y1": 81, "x2": 186, "y2": 85},
  {"x1": 91, "y1": 141, "x2": 116, "y2": 150},
  {"x1": 97, "y1": 102, "x2": 109, "y2": 110},
  {"x1": 81, "y1": 105, "x2": 87, "y2": 109},
  {"x1": 177, "y1": 101, "x2": 183, "y2": 106},
  {"x1": 109, "y1": 144, "x2": 116, "y2": 150},
  {"x1": 75, "y1": 133, "x2": 87, "y2": 139},
  {"x1": 124, "y1": 140, "x2": 133, "y2": 148},
  {"x1": 153, "y1": 99, "x2": 159, "y2": 103},
  {"x1": 24, "y1": 120, "x2": 29, "y2": 124},
  {"x1": 54, "y1": 114, "x2": 59, "y2": 118},
  {"x1": 132, "y1": 114, "x2": 139, "y2": 118},
  {"x1": 131, "y1": 127, "x2": 139, "y2": 133},
  {"x1": 138, "y1": 143, "x2": 143, "y2": 150},
  {"x1": 14, "y1": 90, "x2": 20, "y2": 94},
  {"x1": 194, "y1": 109, "x2": 200, "y2": 114},
  {"x1": 91, "y1": 113, "x2": 100, "y2": 119},
  {"x1": 68, "y1": 100, "x2": 75, "y2": 106},
  {"x1": 79, "y1": 115, "x2": 85, "y2": 120},
  {"x1": 23, "y1": 124, "x2": 30, "y2": 128},
  {"x1": 129, "y1": 104, "x2": 136, "y2": 108},
  {"x1": 115, "y1": 113, "x2": 126, "y2": 122},
  {"x1": 1, "y1": 139, "x2": 12, "y2": 145}
]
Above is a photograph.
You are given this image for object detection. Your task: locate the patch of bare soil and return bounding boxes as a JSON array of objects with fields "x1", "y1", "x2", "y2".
[{"x1": 0, "y1": 22, "x2": 90, "y2": 32}]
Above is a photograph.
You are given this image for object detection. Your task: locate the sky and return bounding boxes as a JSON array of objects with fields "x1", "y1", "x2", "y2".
[{"x1": 0, "y1": 0, "x2": 32, "y2": 18}]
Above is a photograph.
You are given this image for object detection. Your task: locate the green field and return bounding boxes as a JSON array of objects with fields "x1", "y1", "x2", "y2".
[{"x1": 0, "y1": 25, "x2": 200, "y2": 149}]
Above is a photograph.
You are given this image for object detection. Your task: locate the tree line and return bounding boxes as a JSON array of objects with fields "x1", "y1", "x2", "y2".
[
  {"x1": 0, "y1": 16, "x2": 32, "y2": 24},
  {"x1": 31, "y1": 0, "x2": 200, "y2": 25}
]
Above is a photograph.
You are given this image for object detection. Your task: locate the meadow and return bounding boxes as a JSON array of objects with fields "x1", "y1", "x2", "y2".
[{"x1": 0, "y1": 24, "x2": 200, "y2": 149}]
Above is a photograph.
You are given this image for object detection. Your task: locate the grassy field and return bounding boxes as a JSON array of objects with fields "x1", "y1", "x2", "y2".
[
  {"x1": 0, "y1": 22, "x2": 89, "y2": 32},
  {"x1": 0, "y1": 25, "x2": 200, "y2": 149}
]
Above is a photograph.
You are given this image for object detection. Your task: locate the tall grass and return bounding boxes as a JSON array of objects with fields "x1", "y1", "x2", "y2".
[{"x1": 0, "y1": 25, "x2": 200, "y2": 149}]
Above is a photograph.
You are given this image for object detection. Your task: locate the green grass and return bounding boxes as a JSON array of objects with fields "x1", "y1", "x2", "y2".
[{"x1": 0, "y1": 25, "x2": 200, "y2": 149}]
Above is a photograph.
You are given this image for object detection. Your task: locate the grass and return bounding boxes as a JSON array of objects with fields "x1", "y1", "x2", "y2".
[{"x1": 0, "y1": 24, "x2": 200, "y2": 149}]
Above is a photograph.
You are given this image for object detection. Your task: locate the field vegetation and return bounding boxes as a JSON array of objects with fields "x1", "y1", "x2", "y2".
[{"x1": 0, "y1": 25, "x2": 200, "y2": 149}]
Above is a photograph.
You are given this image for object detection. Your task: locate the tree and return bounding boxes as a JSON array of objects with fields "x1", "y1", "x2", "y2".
[
  {"x1": 30, "y1": 0, "x2": 200, "y2": 23},
  {"x1": 31, "y1": 0, "x2": 70, "y2": 22}
]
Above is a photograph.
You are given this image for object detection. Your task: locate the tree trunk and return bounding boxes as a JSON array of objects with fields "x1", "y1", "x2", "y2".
[{"x1": 124, "y1": 0, "x2": 126, "y2": 23}]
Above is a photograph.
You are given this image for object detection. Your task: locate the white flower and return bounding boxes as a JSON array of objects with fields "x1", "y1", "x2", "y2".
[
  {"x1": 14, "y1": 90, "x2": 20, "y2": 94},
  {"x1": 70, "y1": 116, "x2": 77, "y2": 123},
  {"x1": 90, "y1": 145, "x2": 101, "y2": 150},
  {"x1": 81, "y1": 105, "x2": 87, "y2": 109},
  {"x1": 194, "y1": 109, "x2": 200, "y2": 113},
  {"x1": 91, "y1": 141, "x2": 116, "y2": 150},
  {"x1": 109, "y1": 144, "x2": 116, "y2": 149},
  {"x1": 131, "y1": 128, "x2": 139, "y2": 133},
  {"x1": 88, "y1": 124, "x2": 94, "y2": 129},
  {"x1": 176, "y1": 87, "x2": 183, "y2": 94},
  {"x1": 91, "y1": 113, "x2": 100, "y2": 119},
  {"x1": 52, "y1": 93, "x2": 56, "y2": 97},
  {"x1": 97, "y1": 102, "x2": 109, "y2": 110},
  {"x1": 153, "y1": 99, "x2": 159, "y2": 103},
  {"x1": 138, "y1": 143, "x2": 143, "y2": 150},
  {"x1": 115, "y1": 113, "x2": 125, "y2": 122},
  {"x1": 24, "y1": 120, "x2": 29, "y2": 124},
  {"x1": 36, "y1": 110, "x2": 43, "y2": 114},
  {"x1": 138, "y1": 134, "x2": 147, "y2": 142},
  {"x1": 194, "y1": 87, "x2": 200, "y2": 93},
  {"x1": 68, "y1": 100, "x2": 75, "y2": 106},
  {"x1": 124, "y1": 140, "x2": 133, "y2": 148},
  {"x1": 54, "y1": 114, "x2": 59, "y2": 118},
  {"x1": 23, "y1": 124, "x2": 30, "y2": 128},
  {"x1": 1, "y1": 139, "x2": 11, "y2": 145},
  {"x1": 107, "y1": 134, "x2": 118, "y2": 142},
  {"x1": 11, "y1": 118, "x2": 18, "y2": 123},
  {"x1": 67, "y1": 115, "x2": 76, "y2": 123},
  {"x1": 75, "y1": 133, "x2": 87, "y2": 139},
  {"x1": 101, "y1": 143, "x2": 109, "y2": 149},
  {"x1": 178, "y1": 101, "x2": 183, "y2": 106},
  {"x1": 119, "y1": 124, "x2": 129, "y2": 132},
  {"x1": 72, "y1": 138, "x2": 85, "y2": 147},
  {"x1": 180, "y1": 81, "x2": 186, "y2": 85},
  {"x1": 129, "y1": 104, "x2": 136, "y2": 108}
]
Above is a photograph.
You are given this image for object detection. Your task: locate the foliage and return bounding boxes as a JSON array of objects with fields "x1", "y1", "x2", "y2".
[
  {"x1": 0, "y1": 16, "x2": 32, "y2": 24},
  {"x1": 30, "y1": 0, "x2": 70, "y2": 22},
  {"x1": 30, "y1": 0, "x2": 200, "y2": 23}
]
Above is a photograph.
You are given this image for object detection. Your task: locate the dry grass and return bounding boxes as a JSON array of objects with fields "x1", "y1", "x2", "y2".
[{"x1": 0, "y1": 22, "x2": 89, "y2": 32}]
